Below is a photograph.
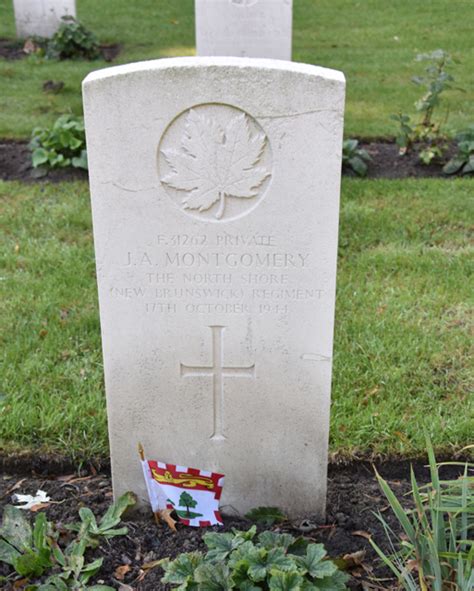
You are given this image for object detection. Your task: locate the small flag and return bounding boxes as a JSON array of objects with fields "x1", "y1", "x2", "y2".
[{"x1": 140, "y1": 453, "x2": 224, "y2": 527}]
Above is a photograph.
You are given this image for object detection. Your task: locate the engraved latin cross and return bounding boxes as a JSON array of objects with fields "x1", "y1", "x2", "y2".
[{"x1": 180, "y1": 325, "x2": 255, "y2": 441}]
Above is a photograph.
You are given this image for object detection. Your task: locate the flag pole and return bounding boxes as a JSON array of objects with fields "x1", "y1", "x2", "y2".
[
  {"x1": 138, "y1": 442, "x2": 176, "y2": 530},
  {"x1": 138, "y1": 443, "x2": 159, "y2": 525}
]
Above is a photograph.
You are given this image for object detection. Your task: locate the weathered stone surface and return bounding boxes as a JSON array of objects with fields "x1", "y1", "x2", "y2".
[
  {"x1": 13, "y1": 0, "x2": 76, "y2": 38},
  {"x1": 83, "y1": 57, "x2": 345, "y2": 518},
  {"x1": 195, "y1": 0, "x2": 292, "y2": 60}
]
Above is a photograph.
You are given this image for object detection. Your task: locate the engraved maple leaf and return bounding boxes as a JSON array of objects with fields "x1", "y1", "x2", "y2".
[{"x1": 160, "y1": 109, "x2": 270, "y2": 219}]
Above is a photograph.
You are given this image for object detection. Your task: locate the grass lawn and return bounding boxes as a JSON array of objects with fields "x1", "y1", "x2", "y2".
[
  {"x1": 0, "y1": 0, "x2": 473, "y2": 138},
  {"x1": 1, "y1": 178, "x2": 472, "y2": 461}
]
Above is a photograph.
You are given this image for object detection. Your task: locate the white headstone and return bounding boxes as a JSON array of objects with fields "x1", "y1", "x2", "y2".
[
  {"x1": 83, "y1": 57, "x2": 345, "y2": 518},
  {"x1": 13, "y1": 0, "x2": 76, "y2": 38},
  {"x1": 195, "y1": 0, "x2": 292, "y2": 60}
]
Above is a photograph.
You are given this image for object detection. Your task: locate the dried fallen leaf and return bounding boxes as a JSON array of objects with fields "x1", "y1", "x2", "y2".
[
  {"x1": 334, "y1": 550, "x2": 367, "y2": 572},
  {"x1": 342, "y1": 549, "x2": 366, "y2": 567},
  {"x1": 29, "y1": 502, "x2": 51, "y2": 512},
  {"x1": 2, "y1": 478, "x2": 27, "y2": 498},
  {"x1": 351, "y1": 567, "x2": 365, "y2": 578},
  {"x1": 142, "y1": 559, "x2": 164, "y2": 570},
  {"x1": 56, "y1": 474, "x2": 78, "y2": 482},
  {"x1": 135, "y1": 569, "x2": 147, "y2": 583},
  {"x1": 23, "y1": 38, "x2": 40, "y2": 54},
  {"x1": 157, "y1": 508, "x2": 177, "y2": 532},
  {"x1": 406, "y1": 559, "x2": 419, "y2": 572},
  {"x1": 352, "y1": 530, "x2": 372, "y2": 540},
  {"x1": 59, "y1": 475, "x2": 93, "y2": 486},
  {"x1": 114, "y1": 564, "x2": 131, "y2": 580}
]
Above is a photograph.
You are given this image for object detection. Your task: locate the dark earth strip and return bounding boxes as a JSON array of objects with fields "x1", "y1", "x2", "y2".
[
  {"x1": 0, "y1": 38, "x2": 121, "y2": 62},
  {"x1": 0, "y1": 38, "x2": 25, "y2": 60},
  {"x1": 0, "y1": 458, "x2": 467, "y2": 590},
  {"x1": 358, "y1": 141, "x2": 458, "y2": 179},
  {"x1": 0, "y1": 139, "x2": 88, "y2": 183},
  {"x1": 1, "y1": 139, "x2": 468, "y2": 183}
]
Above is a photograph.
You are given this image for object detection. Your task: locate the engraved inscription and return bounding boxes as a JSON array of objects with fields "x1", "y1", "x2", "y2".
[
  {"x1": 158, "y1": 104, "x2": 272, "y2": 222},
  {"x1": 180, "y1": 325, "x2": 255, "y2": 440},
  {"x1": 230, "y1": 0, "x2": 259, "y2": 6},
  {"x1": 108, "y1": 232, "x2": 325, "y2": 315}
]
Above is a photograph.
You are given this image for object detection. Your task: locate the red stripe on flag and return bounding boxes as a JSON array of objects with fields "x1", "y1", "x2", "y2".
[
  {"x1": 214, "y1": 510, "x2": 223, "y2": 524},
  {"x1": 214, "y1": 483, "x2": 224, "y2": 500},
  {"x1": 199, "y1": 520, "x2": 211, "y2": 527},
  {"x1": 148, "y1": 461, "x2": 224, "y2": 498},
  {"x1": 180, "y1": 519, "x2": 190, "y2": 526}
]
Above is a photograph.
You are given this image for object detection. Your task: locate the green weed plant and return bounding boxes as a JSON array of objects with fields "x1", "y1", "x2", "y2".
[
  {"x1": 342, "y1": 139, "x2": 371, "y2": 177},
  {"x1": 160, "y1": 526, "x2": 349, "y2": 590},
  {"x1": 443, "y1": 125, "x2": 474, "y2": 176},
  {"x1": 371, "y1": 439, "x2": 473, "y2": 591},
  {"x1": 391, "y1": 50, "x2": 461, "y2": 164},
  {"x1": 30, "y1": 114, "x2": 87, "y2": 170},
  {"x1": 47, "y1": 17, "x2": 100, "y2": 61},
  {"x1": 0, "y1": 492, "x2": 135, "y2": 590}
]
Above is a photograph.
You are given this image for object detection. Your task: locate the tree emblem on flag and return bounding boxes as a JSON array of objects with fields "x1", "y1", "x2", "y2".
[{"x1": 178, "y1": 491, "x2": 203, "y2": 519}]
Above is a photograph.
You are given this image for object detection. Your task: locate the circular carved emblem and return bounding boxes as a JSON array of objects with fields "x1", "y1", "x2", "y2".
[{"x1": 158, "y1": 104, "x2": 272, "y2": 223}]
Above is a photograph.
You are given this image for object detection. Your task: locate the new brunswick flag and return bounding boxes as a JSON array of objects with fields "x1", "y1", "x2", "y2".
[{"x1": 141, "y1": 457, "x2": 225, "y2": 527}]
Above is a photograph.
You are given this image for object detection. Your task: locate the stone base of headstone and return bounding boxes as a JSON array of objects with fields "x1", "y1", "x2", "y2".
[{"x1": 13, "y1": 0, "x2": 76, "y2": 38}]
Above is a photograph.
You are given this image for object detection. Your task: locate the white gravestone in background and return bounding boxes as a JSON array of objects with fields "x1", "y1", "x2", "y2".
[
  {"x1": 195, "y1": 0, "x2": 292, "y2": 60},
  {"x1": 13, "y1": 0, "x2": 76, "y2": 38},
  {"x1": 83, "y1": 57, "x2": 345, "y2": 518}
]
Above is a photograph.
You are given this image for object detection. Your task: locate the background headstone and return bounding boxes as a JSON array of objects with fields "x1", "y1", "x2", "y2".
[
  {"x1": 83, "y1": 57, "x2": 345, "y2": 518},
  {"x1": 13, "y1": 0, "x2": 76, "y2": 38},
  {"x1": 195, "y1": 0, "x2": 292, "y2": 60}
]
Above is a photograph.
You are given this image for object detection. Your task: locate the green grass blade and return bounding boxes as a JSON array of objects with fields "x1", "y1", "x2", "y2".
[
  {"x1": 375, "y1": 469, "x2": 416, "y2": 542},
  {"x1": 426, "y1": 435, "x2": 440, "y2": 492},
  {"x1": 369, "y1": 538, "x2": 404, "y2": 581},
  {"x1": 426, "y1": 534, "x2": 443, "y2": 591},
  {"x1": 460, "y1": 465, "x2": 469, "y2": 552}
]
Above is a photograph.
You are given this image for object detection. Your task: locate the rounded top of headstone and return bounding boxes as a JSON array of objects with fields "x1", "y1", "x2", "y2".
[{"x1": 82, "y1": 57, "x2": 345, "y2": 89}]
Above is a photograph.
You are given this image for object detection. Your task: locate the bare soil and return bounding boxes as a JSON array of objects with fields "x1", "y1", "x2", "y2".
[
  {"x1": 0, "y1": 140, "x2": 88, "y2": 183},
  {"x1": 355, "y1": 140, "x2": 459, "y2": 179},
  {"x1": 0, "y1": 39, "x2": 24, "y2": 60},
  {"x1": 0, "y1": 38, "x2": 121, "y2": 62},
  {"x1": 1, "y1": 139, "x2": 468, "y2": 184},
  {"x1": 0, "y1": 456, "x2": 467, "y2": 590}
]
